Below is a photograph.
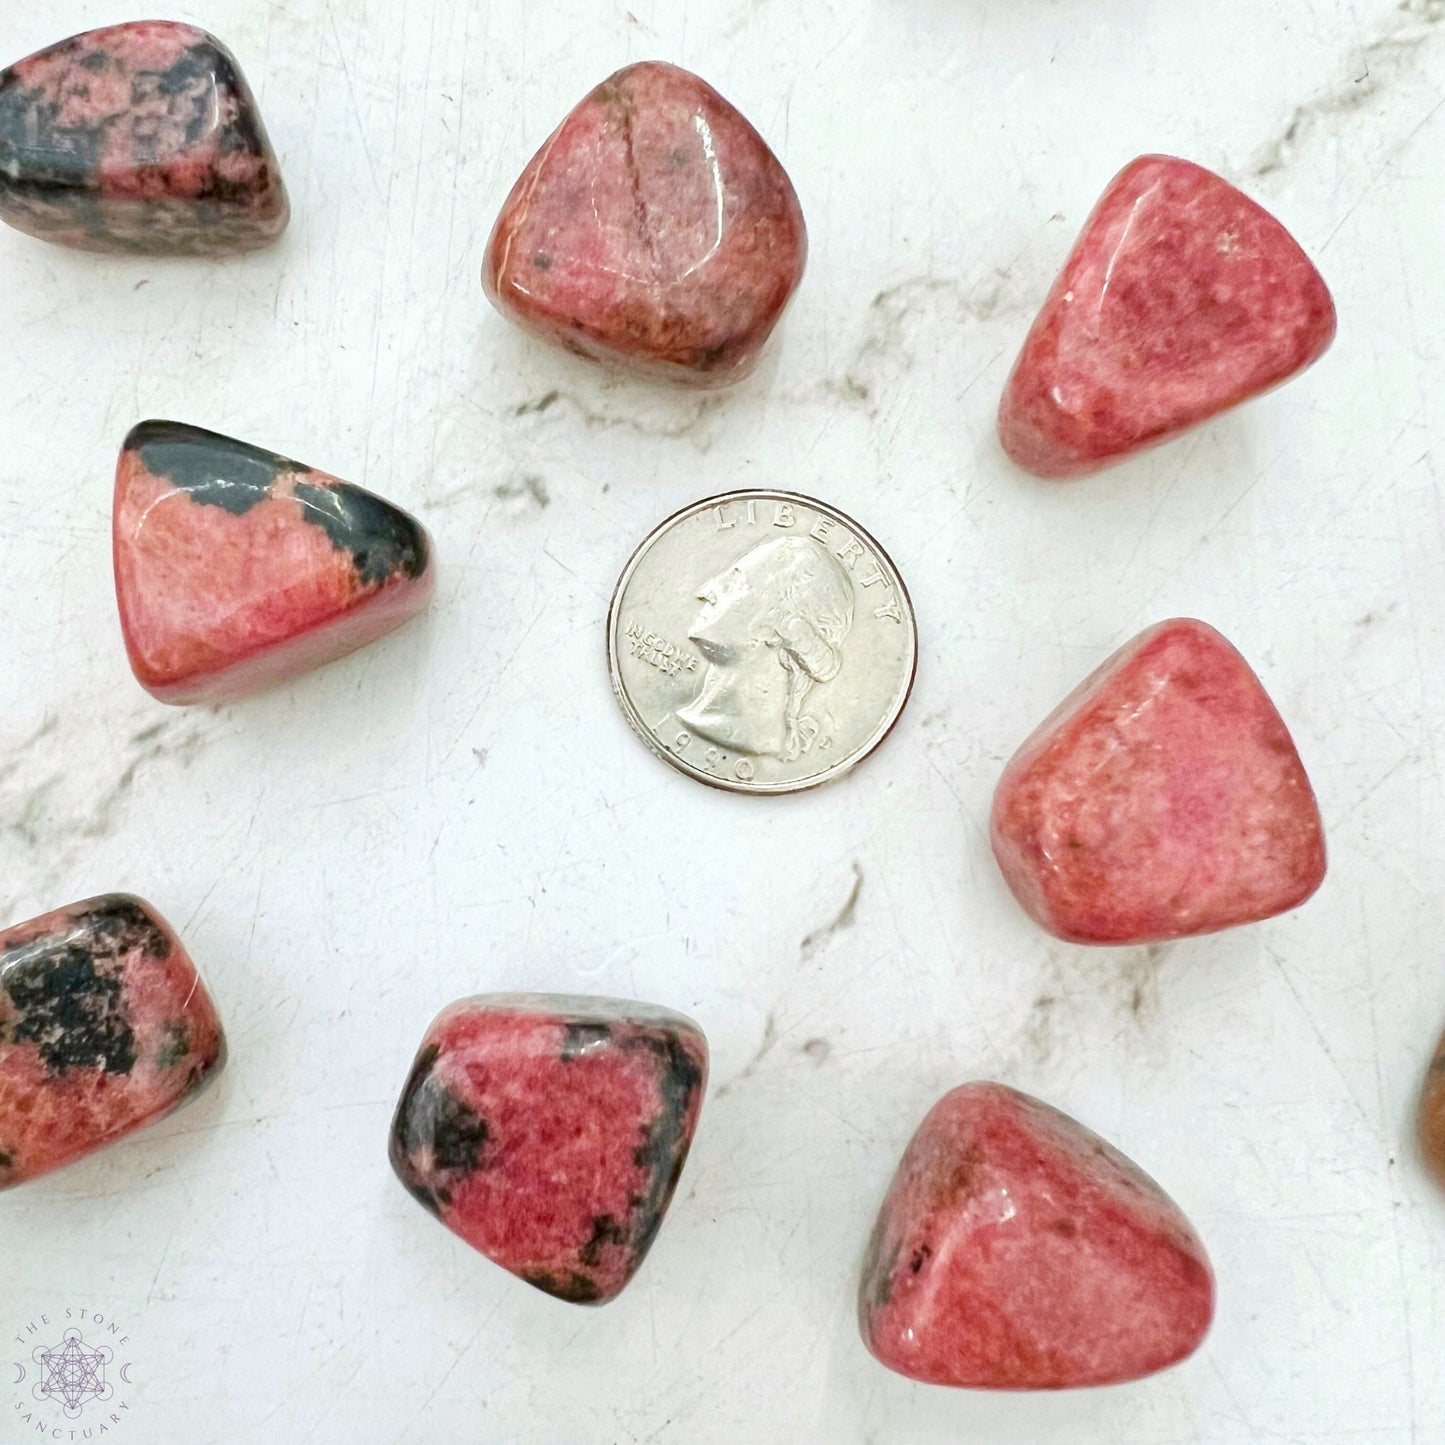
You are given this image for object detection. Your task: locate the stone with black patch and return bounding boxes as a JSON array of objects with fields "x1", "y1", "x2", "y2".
[
  {"x1": 0, "y1": 894, "x2": 227, "y2": 1190},
  {"x1": 79, "y1": 896, "x2": 174, "y2": 963},
  {"x1": 114, "y1": 420, "x2": 436, "y2": 705},
  {"x1": 3, "y1": 941, "x2": 137, "y2": 1078},
  {"x1": 128, "y1": 420, "x2": 292, "y2": 516},
  {"x1": 388, "y1": 1043, "x2": 491, "y2": 1218},
  {"x1": 0, "y1": 21, "x2": 289, "y2": 254},
  {"x1": 155, "y1": 1021, "x2": 190, "y2": 1071},
  {"x1": 560, "y1": 1021, "x2": 611, "y2": 1061},
  {"x1": 389, "y1": 994, "x2": 709, "y2": 1304},
  {"x1": 621, "y1": 1027, "x2": 707, "y2": 1262},
  {"x1": 524, "y1": 1270, "x2": 602, "y2": 1304},
  {"x1": 292, "y1": 479, "x2": 430, "y2": 587},
  {"x1": 123, "y1": 420, "x2": 428, "y2": 585},
  {"x1": 858, "y1": 1082, "x2": 1215, "y2": 1389}
]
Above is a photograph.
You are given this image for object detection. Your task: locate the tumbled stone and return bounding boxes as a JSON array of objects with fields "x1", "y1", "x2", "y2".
[
  {"x1": 483, "y1": 61, "x2": 806, "y2": 388},
  {"x1": 0, "y1": 21, "x2": 289, "y2": 255},
  {"x1": 859, "y1": 1082, "x2": 1214, "y2": 1389},
  {"x1": 0, "y1": 895, "x2": 225, "y2": 1189},
  {"x1": 390, "y1": 994, "x2": 708, "y2": 1304},
  {"x1": 1418, "y1": 1030, "x2": 1445, "y2": 1187},
  {"x1": 998, "y1": 155, "x2": 1335, "y2": 479},
  {"x1": 114, "y1": 421, "x2": 434, "y2": 705},
  {"x1": 991, "y1": 618, "x2": 1325, "y2": 945}
]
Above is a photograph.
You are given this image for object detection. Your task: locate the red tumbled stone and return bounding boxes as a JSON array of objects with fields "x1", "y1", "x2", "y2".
[
  {"x1": 0, "y1": 895, "x2": 226, "y2": 1189},
  {"x1": 859, "y1": 1083, "x2": 1214, "y2": 1390},
  {"x1": 991, "y1": 619, "x2": 1326, "y2": 946},
  {"x1": 483, "y1": 61, "x2": 807, "y2": 388},
  {"x1": 998, "y1": 155, "x2": 1335, "y2": 479},
  {"x1": 0, "y1": 21, "x2": 288, "y2": 255},
  {"x1": 1417, "y1": 1027, "x2": 1445, "y2": 1189},
  {"x1": 114, "y1": 421, "x2": 434, "y2": 705},
  {"x1": 389, "y1": 994, "x2": 708, "y2": 1304}
]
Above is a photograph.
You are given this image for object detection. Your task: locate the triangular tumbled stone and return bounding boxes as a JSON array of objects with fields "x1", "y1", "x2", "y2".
[
  {"x1": 389, "y1": 994, "x2": 708, "y2": 1304},
  {"x1": 0, "y1": 895, "x2": 225, "y2": 1189},
  {"x1": 991, "y1": 618, "x2": 1326, "y2": 944},
  {"x1": 860, "y1": 1083, "x2": 1214, "y2": 1389},
  {"x1": 998, "y1": 155, "x2": 1334, "y2": 478},
  {"x1": 0, "y1": 21, "x2": 288, "y2": 254},
  {"x1": 483, "y1": 61, "x2": 806, "y2": 388},
  {"x1": 114, "y1": 421, "x2": 433, "y2": 705}
]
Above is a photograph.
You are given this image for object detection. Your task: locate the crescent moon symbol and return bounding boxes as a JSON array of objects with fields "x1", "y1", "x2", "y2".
[
  {"x1": 119, "y1": 1363, "x2": 133, "y2": 1384},
  {"x1": 12, "y1": 1364, "x2": 25, "y2": 1384}
]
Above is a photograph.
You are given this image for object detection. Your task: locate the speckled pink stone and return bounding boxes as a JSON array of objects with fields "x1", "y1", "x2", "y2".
[
  {"x1": 390, "y1": 995, "x2": 708, "y2": 1305},
  {"x1": 998, "y1": 156, "x2": 1335, "y2": 479},
  {"x1": 859, "y1": 1083, "x2": 1214, "y2": 1389},
  {"x1": 114, "y1": 421, "x2": 433, "y2": 705},
  {"x1": 990, "y1": 619, "x2": 1326, "y2": 945},
  {"x1": 0, "y1": 895, "x2": 225, "y2": 1189},
  {"x1": 483, "y1": 61, "x2": 806, "y2": 387},
  {"x1": 1417, "y1": 1028, "x2": 1445, "y2": 1190},
  {"x1": 0, "y1": 21, "x2": 288, "y2": 255}
]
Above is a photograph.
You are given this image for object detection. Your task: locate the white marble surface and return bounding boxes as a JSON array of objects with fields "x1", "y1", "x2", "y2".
[{"x1": 2, "y1": 1, "x2": 1444, "y2": 1441}]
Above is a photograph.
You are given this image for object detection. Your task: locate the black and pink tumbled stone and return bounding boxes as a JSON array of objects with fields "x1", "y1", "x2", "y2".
[
  {"x1": 0, "y1": 21, "x2": 289, "y2": 255},
  {"x1": 389, "y1": 994, "x2": 709, "y2": 1304},
  {"x1": 0, "y1": 895, "x2": 226, "y2": 1189}
]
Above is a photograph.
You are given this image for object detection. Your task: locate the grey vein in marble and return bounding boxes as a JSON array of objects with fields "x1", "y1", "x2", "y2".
[{"x1": 1252, "y1": 0, "x2": 1445, "y2": 175}]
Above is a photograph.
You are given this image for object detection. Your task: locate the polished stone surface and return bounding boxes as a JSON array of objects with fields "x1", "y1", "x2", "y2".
[
  {"x1": 483, "y1": 61, "x2": 806, "y2": 387},
  {"x1": 1418, "y1": 1029, "x2": 1445, "y2": 1189},
  {"x1": 859, "y1": 1083, "x2": 1214, "y2": 1389},
  {"x1": 3, "y1": 1, "x2": 1440, "y2": 1436},
  {"x1": 998, "y1": 155, "x2": 1335, "y2": 478},
  {"x1": 390, "y1": 994, "x2": 707, "y2": 1304},
  {"x1": 0, "y1": 21, "x2": 289, "y2": 255},
  {"x1": 0, "y1": 895, "x2": 225, "y2": 1189},
  {"x1": 991, "y1": 618, "x2": 1326, "y2": 945},
  {"x1": 114, "y1": 421, "x2": 433, "y2": 705}
]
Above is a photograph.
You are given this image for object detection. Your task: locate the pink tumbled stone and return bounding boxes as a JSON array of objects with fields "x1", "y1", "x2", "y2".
[
  {"x1": 859, "y1": 1083, "x2": 1214, "y2": 1390},
  {"x1": 998, "y1": 155, "x2": 1335, "y2": 479},
  {"x1": 0, "y1": 895, "x2": 226, "y2": 1189},
  {"x1": 483, "y1": 61, "x2": 807, "y2": 388},
  {"x1": 113, "y1": 421, "x2": 434, "y2": 705},
  {"x1": 991, "y1": 619, "x2": 1326, "y2": 945},
  {"x1": 0, "y1": 21, "x2": 288, "y2": 255},
  {"x1": 390, "y1": 995, "x2": 708, "y2": 1305}
]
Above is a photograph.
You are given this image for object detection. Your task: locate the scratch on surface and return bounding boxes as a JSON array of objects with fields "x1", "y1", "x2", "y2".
[
  {"x1": 324, "y1": 1, "x2": 387, "y2": 209},
  {"x1": 145, "y1": 1228, "x2": 175, "y2": 1304},
  {"x1": 388, "y1": 1313, "x2": 495, "y2": 1445},
  {"x1": 800, "y1": 861, "x2": 864, "y2": 963},
  {"x1": 1251, "y1": 0, "x2": 1445, "y2": 175},
  {"x1": 1265, "y1": 944, "x2": 1379, "y2": 1137}
]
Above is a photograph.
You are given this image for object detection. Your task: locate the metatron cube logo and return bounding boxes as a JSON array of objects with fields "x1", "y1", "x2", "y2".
[
  {"x1": 11, "y1": 1309, "x2": 137, "y2": 1433},
  {"x1": 32, "y1": 1328, "x2": 114, "y2": 1419}
]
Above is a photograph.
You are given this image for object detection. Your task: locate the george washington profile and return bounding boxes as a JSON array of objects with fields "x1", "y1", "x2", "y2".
[{"x1": 678, "y1": 535, "x2": 856, "y2": 761}]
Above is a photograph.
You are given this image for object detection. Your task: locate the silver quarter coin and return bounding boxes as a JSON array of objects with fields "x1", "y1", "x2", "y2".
[{"x1": 608, "y1": 491, "x2": 918, "y2": 794}]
